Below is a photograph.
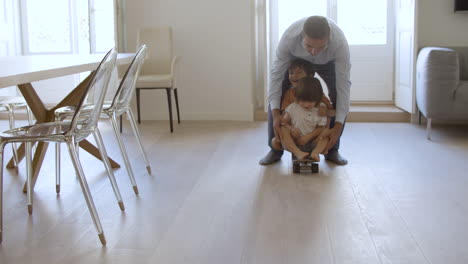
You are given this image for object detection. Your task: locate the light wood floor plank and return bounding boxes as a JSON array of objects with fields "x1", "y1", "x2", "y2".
[{"x1": 0, "y1": 120, "x2": 468, "y2": 264}]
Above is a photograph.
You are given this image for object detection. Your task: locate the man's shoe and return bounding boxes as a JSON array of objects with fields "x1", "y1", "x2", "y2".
[
  {"x1": 325, "y1": 151, "x2": 348, "y2": 165},
  {"x1": 259, "y1": 150, "x2": 282, "y2": 165}
]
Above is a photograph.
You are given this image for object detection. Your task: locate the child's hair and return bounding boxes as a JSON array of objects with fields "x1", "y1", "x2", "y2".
[
  {"x1": 288, "y1": 58, "x2": 315, "y2": 76},
  {"x1": 295, "y1": 77, "x2": 323, "y2": 104}
]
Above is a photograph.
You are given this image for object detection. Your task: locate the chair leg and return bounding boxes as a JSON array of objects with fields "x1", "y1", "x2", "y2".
[
  {"x1": 26, "y1": 106, "x2": 37, "y2": 155},
  {"x1": 174, "y1": 88, "x2": 181, "y2": 124},
  {"x1": 55, "y1": 141, "x2": 61, "y2": 193},
  {"x1": 166, "y1": 88, "x2": 173, "y2": 133},
  {"x1": 136, "y1": 88, "x2": 141, "y2": 124},
  {"x1": 66, "y1": 139, "x2": 106, "y2": 245},
  {"x1": 55, "y1": 115, "x2": 65, "y2": 193},
  {"x1": 92, "y1": 128, "x2": 125, "y2": 211},
  {"x1": 110, "y1": 113, "x2": 139, "y2": 195},
  {"x1": 25, "y1": 142, "x2": 33, "y2": 214},
  {"x1": 6, "y1": 106, "x2": 19, "y2": 168},
  {"x1": 26, "y1": 106, "x2": 34, "y2": 126},
  {"x1": 418, "y1": 110, "x2": 422, "y2": 125},
  {"x1": 120, "y1": 115, "x2": 123, "y2": 133},
  {"x1": 0, "y1": 144, "x2": 4, "y2": 243},
  {"x1": 127, "y1": 108, "x2": 151, "y2": 174},
  {"x1": 426, "y1": 118, "x2": 432, "y2": 140}
]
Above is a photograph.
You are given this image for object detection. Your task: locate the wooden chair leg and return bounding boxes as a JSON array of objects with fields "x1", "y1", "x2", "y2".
[
  {"x1": 174, "y1": 88, "x2": 181, "y2": 124},
  {"x1": 427, "y1": 118, "x2": 432, "y2": 140},
  {"x1": 418, "y1": 110, "x2": 422, "y2": 125},
  {"x1": 166, "y1": 88, "x2": 173, "y2": 133},
  {"x1": 136, "y1": 88, "x2": 141, "y2": 124}
]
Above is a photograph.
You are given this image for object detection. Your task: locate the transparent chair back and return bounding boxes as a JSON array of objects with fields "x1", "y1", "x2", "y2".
[
  {"x1": 110, "y1": 45, "x2": 147, "y2": 116},
  {"x1": 67, "y1": 49, "x2": 118, "y2": 141}
]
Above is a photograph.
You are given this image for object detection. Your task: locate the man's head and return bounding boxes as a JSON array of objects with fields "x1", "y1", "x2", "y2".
[
  {"x1": 288, "y1": 58, "x2": 315, "y2": 87},
  {"x1": 303, "y1": 16, "x2": 330, "y2": 56},
  {"x1": 295, "y1": 77, "x2": 324, "y2": 110}
]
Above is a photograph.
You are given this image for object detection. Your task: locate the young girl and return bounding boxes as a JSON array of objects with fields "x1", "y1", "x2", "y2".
[{"x1": 272, "y1": 77, "x2": 332, "y2": 162}]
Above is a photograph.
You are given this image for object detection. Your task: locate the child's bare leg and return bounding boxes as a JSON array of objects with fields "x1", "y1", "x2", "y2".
[
  {"x1": 280, "y1": 126, "x2": 309, "y2": 159},
  {"x1": 271, "y1": 137, "x2": 283, "y2": 151},
  {"x1": 310, "y1": 137, "x2": 329, "y2": 162}
]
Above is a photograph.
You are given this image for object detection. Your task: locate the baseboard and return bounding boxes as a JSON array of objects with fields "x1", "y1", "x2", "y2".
[
  {"x1": 347, "y1": 104, "x2": 410, "y2": 122},
  {"x1": 3, "y1": 105, "x2": 411, "y2": 123}
]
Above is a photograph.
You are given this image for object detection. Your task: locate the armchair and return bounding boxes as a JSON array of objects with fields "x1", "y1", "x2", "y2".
[{"x1": 416, "y1": 46, "x2": 468, "y2": 139}]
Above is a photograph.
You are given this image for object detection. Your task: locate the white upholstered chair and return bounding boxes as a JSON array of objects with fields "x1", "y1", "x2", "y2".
[{"x1": 136, "y1": 26, "x2": 181, "y2": 132}]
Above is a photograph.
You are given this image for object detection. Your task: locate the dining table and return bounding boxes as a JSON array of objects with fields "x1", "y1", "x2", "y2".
[{"x1": 0, "y1": 53, "x2": 134, "y2": 191}]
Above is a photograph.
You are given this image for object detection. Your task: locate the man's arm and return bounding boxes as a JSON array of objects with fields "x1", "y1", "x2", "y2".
[
  {"x1": 333, "y1": 42, "x2": 351, "y2": 124},
  {"x1": 269, "y1": 32, "x2": 295, "y2": 142},
  {"x1": 323, "y1": 39, "x2": 351, "y2": 151},
  {"x1": 268, "y1": 36, "x2": 293, "y2": 111}
]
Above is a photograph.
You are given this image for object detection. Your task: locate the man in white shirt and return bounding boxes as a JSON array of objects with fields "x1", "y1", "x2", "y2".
[{"x1": 259, "y1": 15, "x2": 351, "y2": 165}]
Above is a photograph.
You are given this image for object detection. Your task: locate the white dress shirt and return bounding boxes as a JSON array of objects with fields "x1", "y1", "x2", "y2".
[{"x1": 268, "y1": 17, "x2": 351, "y2": 124}]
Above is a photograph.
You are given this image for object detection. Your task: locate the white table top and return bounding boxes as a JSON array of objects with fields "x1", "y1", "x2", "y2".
[{"x1": 0, "y1": 53, "x2": 134, "y2": 88}]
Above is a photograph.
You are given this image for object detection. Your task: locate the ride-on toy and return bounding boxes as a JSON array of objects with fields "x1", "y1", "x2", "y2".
[{"x1": 292, "y1": 154, "x2": 319, "y2": 174}]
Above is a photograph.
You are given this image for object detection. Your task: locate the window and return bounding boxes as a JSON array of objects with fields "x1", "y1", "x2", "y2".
[
  {"x1": 20, "y1": 0, "x2": 115, "y2": 54},
  {"x1": 17, "y1": 0, "x2": 117, "y2": 103},
  {"x1": 89, "y1": 0, "x2": 116, "y2": 53},
  {"x1": 22, "y1": 0, "x2": 72, "y2": 53},
  {"x1": 276, "y1": 0, "x2": 388, "y2": 46},
  {"x1": 277, "y1": 0, "x2": 327, "y2": 38},
  {"x1": 336, "y1": 0, "x2": 387, "y2": 45}
]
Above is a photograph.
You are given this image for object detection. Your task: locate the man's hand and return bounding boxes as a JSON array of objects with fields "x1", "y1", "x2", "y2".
[
  {"x1": 272, "y1": 109, "x2": 282, "y2": 141},
  {"x1": 324, "y1": 122, "x2": 343, "y2": 154}
]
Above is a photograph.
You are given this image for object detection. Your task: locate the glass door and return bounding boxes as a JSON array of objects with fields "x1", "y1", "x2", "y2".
[
  {"x1": 336, "y1": 0, "x2": 394, "y2": 102},
  {"x1": 273, "y1": 0, "x2": 394, "y2": 102}
]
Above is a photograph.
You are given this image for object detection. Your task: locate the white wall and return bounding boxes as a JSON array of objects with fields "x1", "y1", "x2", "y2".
[
  {"x1": 125, "y1": 0, "x2": 255, "y2": 121},
  {"x1": 417, "y1": 0, "x2": 468, "y2": 48}
]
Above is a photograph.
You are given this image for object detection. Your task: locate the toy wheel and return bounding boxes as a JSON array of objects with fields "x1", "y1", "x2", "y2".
[
  {"x1": 311, "y1": 163, "x2": 319, "y2": 173},
  {"x1": 293, "y1": 163, "x2": 300, "y2": 173}
]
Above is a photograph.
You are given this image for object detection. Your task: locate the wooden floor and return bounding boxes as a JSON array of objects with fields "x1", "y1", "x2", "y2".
[{"x1": 1, "y1": 120, "x2": 468, "y2": 264}]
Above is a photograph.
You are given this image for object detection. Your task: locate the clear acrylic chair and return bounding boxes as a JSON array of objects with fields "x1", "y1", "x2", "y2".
[
  {"x1": 0, "y1": 48, "x2": 118, "y2": 245},
  {"x1": 0, "y1": 96, "x2": 34, "y2": 167},
  {"x1": 55, "y1": 45, "x2": 150, "y2": 195}
]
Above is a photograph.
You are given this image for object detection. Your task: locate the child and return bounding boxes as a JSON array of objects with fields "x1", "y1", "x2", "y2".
[
  {"x1": 280, "y1": 58, "x2": 316, "y2": 112},
  {"x1": 272, "y1": 77, "x2": 332, "y2": 162},
  {"x1": 281, "y1": 58, "x2": 333, "y2": 113}
]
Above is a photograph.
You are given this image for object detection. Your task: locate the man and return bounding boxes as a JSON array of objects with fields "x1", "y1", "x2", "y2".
[{"x1": 259, "y1": 15, "x2": 351, "y2": 166}]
